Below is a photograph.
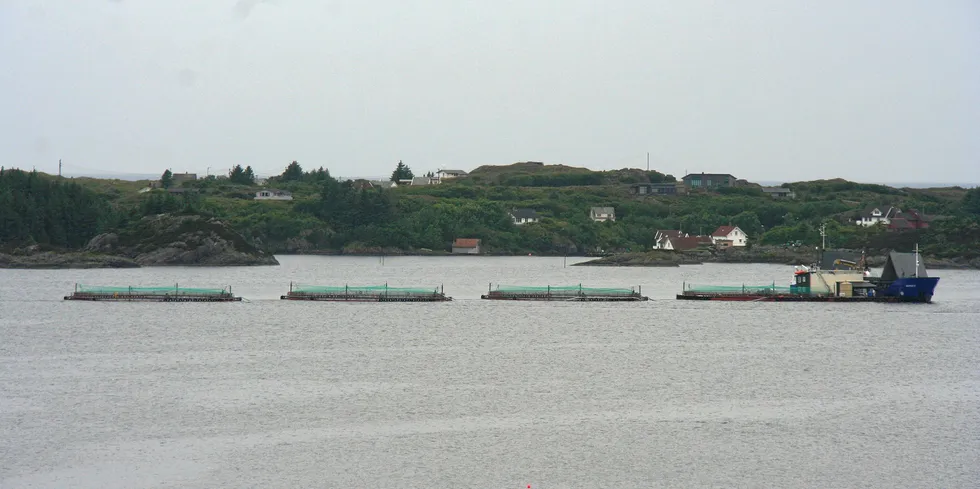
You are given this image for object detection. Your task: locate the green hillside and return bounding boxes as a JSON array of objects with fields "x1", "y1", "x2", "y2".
[{"x1": 2, "y1": 163, "x2": 978, "y2": 259}]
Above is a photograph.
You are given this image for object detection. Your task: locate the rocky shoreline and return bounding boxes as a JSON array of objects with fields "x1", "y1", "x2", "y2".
[
  {"x1": 573, "y1": 247, "x2": 980, "y2": 269},
  {"x1": 1, "y1": 215, "x2": 278, "y2": 269}
]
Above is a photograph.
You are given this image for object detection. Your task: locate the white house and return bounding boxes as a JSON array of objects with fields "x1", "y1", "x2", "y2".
[
  {"x1": 590, "y1": 206, "x2": 616, "y2": 222},
  {"x1": 510, "y1": 208, "x2": 540, "y2": 225},
  {"x1": 411, "y1": 176, "x2": 440, "y2": 186},
  {"x1": 436, "y1": 169, "x2": 468, "y2": 179},
  {"x1": 653, "y1": 230, "x2": 687, "y2": 249},
  {"x1": 660, "y1": 235, "x2": 713, "y2": 251},
  {"x1": 856, "y1": 206, "x2": 900, "y2": 227},
  {"x1": 254, "y1": 189, "x2": 293, "y2": 201},
  {"x1": 710, "y1": 225, "x2": 747, "y2": 248},
  {"x1": 369, "y1": 180, "x2": 398, "y2": 189}
]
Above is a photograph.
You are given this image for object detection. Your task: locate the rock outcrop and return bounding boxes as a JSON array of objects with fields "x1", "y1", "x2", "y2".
[
  {"x1": 0, "y1": 251, "x2": 139, "y2": 269},
  {"x1": 1, "y1": 214, "x2": 278, "y2": 269},
  {"x1": 574, "y1": 246, "x2": 980, "y2": 269},
  {"x1": 86, "y1": 214, "x2": 279, "y2": 266}
]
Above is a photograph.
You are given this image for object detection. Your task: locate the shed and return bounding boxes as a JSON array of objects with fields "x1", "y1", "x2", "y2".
[{"x1": 452, "y1": 238, "x2": 481, "y2": 254}]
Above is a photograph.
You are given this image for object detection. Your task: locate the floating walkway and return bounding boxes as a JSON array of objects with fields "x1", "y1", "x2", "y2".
[
  {"x1": 64, "y1": 284, "x2": 241, "y2": 302},
  {"x1": 481, "y1": 284, "x2": 648, "y2": 302},
  {"x1": 281, "y1": 284, "x2": 452, "y2": 302}
]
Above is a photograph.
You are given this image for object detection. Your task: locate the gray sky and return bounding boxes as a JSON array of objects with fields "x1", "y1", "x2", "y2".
[{"x1": 2, "y1": 0, "x2": 978, "y2": 184}]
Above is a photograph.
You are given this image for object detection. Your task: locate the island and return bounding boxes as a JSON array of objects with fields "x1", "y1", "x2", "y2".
[{"x1": 1, "y1": 162, "x2": 978, "y2": 268}]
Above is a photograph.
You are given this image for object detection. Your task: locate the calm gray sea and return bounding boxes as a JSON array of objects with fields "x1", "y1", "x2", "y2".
[{"x1": 1, "y1": 256, "x2": 978, "y2": 488}]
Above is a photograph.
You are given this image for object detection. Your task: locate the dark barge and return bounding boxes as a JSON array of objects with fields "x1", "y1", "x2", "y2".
[
  {"x1": 281, "y1": 284, "x2": 452, "y2": 302},
  {"x1": 481, "y1": 284, "x2": 649, "y2": 302},
  {"x1": 64, "y1": 284, "x2": 242, "y2": 302}
]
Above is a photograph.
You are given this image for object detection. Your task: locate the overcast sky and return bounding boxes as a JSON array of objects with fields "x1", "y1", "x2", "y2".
[{"x1": 2, "y1": 0, "x2": 978, "y2": 183}]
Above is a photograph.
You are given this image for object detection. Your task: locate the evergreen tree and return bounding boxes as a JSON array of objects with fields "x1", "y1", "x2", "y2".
[
  {"x1": 390, "y1": 160, "x2": 414, "y2": 182},
  {"x1": 229, "y1": 165, "x2": 255, "y2": 185},
  {"x1": 281, "y1": 161, "x2": 304, "y2": 181},
  {"x1": 161, "y1": 169, "x2": 174, "y2": 188},
  {"x1": 0, "y1": 169, "x2": 114, "y2": 249}
]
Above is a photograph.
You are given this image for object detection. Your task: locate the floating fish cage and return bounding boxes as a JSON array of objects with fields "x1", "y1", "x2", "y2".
[
  {"x1": 676, "y1": 282, "x2": 893, "y2": 302},
  {"x1": 281, "y1": 284, "x2": 452, "y2": 302},
  {"x1": 481, "y1": 284, "x2": 648, "y2": 302},
  {"x1": 64, "y1": 284, "x2": 241, "y2": 302}
]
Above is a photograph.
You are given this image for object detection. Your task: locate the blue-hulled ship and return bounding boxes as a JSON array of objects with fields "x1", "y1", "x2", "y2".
[
  {"x1": 677, "y1": 246, "x2": 939, "y2": 303},
  {"x1": 864, "y1": 247, "x2": 939, "y2": 302}
]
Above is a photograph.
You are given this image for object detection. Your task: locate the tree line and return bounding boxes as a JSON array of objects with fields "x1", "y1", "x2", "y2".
[{"x1": 0, "y1": 169, "x2": 118, "y2": 249}]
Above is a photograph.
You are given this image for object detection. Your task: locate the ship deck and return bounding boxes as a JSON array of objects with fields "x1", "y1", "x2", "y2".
[{"x1": 676, "y1": 292, "x2": 930, "y2": 303}]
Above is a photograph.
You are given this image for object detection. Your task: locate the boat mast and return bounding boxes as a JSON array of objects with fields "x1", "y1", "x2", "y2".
[
  {"x1": 914, "y1": 243, "x2": 920, "y2": 278},
  {"x1": 819, "y1": 223, "x2": 827, "y2": 268}
]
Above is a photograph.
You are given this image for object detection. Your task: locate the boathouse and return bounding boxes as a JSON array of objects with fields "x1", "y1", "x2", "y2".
[{"x1": 452, "y1": 238, "x2": 481, "y2": 254}]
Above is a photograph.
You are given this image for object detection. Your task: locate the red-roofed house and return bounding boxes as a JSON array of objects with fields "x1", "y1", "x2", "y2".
[
  {"x1": 887, "y1": 209, "x2": 931, "y2": 231},
  {"x1": 661, "y1": 235, "x2": 713, "y2": 251},
  {"x1": 653, "y1": 230, "x2": 688, "y2": 250},
  {"x1": 452, "y1": 238, "x2": 482, "y2": 254},
  {"x1": 711, "y1": 225, "x2": 747, "y2": 248}
]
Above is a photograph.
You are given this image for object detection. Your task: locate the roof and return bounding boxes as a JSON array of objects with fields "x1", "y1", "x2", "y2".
[
  {"x1": 860, "y1": 205, "x2": 901, "y2": 219},
  {"x1": 894, "y1": 209, "x2": 931, "y2": 222},
  {"x1": 656, "y1": 230, "x2": 686, "y2": 239},
  {"x1": 452, "y1": 238, "x2": 481, "y2": 248},
  {"x1": 668, "y1": 236, "x2": 713, "y2": 251},
  {"x1": 511, "y1": 208, "x2": 539, "y2": 219},
  {"x1": 761, "y1": 187, "x2": 792, "y2": 193},
  {"x1": 888, "y1": 218, "x2": 913, "y2": 229},
  {"x1": 681, "y1": 173, "x2": 736, "y2": 180},
  {"x1": 711, "y1": 226, "x2": 739, "y2": 237},
  {"x1": 634, "y1": 182, "x2": 679, "y2": 188},
  {"x1": 591, "y1": 207, "x2": 615, "y2": 214},
  {"x1": 411, "y1": 176, "x2": 431, "y2": 185},
  {"x1": 439, "y1": 169, "x2": 467, "y2": 174},
  {"x1": 881, "y1": 251, "x2": 928, "y2": 281}
]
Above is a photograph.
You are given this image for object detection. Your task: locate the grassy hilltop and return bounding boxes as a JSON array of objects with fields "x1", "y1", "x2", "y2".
[{"x1": 2, "y1": 162, "x2": 979, "y2": 262}]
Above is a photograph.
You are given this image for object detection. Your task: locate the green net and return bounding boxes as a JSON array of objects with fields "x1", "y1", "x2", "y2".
[
  {"x1": 76, "y1": 285, "x2": 231, "y2": 295},
  {"x1": 291, "y1": 285, "x2": 442, "y2": 295},
  {"x1": 493, "y1": 285, "x2": 638, "y2": 295},
  {"x1": 685, "y1": 284, "x2": 796, "y2": 294}
]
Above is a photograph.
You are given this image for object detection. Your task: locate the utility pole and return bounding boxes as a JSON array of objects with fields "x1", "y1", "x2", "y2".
[
  {"x1": 58, "y1": 159, "x2": 62, "y2": 178},
  {"x1": 646, "y1": 152, "x2": 650, "y2": 171}
]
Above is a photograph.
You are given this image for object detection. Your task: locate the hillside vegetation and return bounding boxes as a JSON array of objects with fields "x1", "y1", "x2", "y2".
[{"x1": 2, "y1": 163, "x2": 978, "y2": 261}]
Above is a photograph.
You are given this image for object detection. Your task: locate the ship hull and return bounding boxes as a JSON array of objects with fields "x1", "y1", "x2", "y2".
[
  {"x1": 879, "y1": 277, "x2": 939, "y2": 302},
  {"x1": 676, "y1": 293, "x2": 933, "y2": 303}
]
